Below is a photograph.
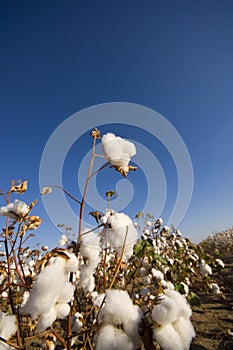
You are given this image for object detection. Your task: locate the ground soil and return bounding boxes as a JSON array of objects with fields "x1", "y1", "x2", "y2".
[{"x1": 190, "y1": 252, "x2": 233, "y2": 350}]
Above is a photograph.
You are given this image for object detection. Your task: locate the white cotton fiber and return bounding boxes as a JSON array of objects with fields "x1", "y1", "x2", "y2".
[
  {"x1": 64, "y1": 252, "x2": 79, "y2": 273},
  {"x1": 96, "y1": 324, "x2": 134, "y2": 350},
  {"x1": 54, "y1": 302, "x2": 70, "y2": 319},
  {"x1": 99, "y1": 290, "x2": 142, "y2": 348},
  {"x1": 102, "y1": 133, "x2": 136, "y2": 171},
  {"x1": 36, "y1": 307, "x2": 57, "y2": 332},
  {"x1": 152, "y1": 295, "x2": 179, "y2": 325},
  {"x1": 165, "y1": 289, "x2": 191, "y2": 319},
  {"x1": 22, "y1": 257, "x2": 67, "y2": 316},
  {"x1": 0, "y1": 200, "x2": 29, "y2": 220},
  {"x1": 104, "y1": 212, "x2": 138, "y2": 260},
  {"x1": 151, "y1": 268, "x2": 164, "y2": 281},
  {"x1": 153, "y1": 323, "x2": 183, "y2": 350},
  {"x1": 152, "y1": 289, "x2": 195, "y2": 350},
  {"x1": 57, "y1": 281, "x2": 75, "y2": 303},
  {"x1": 0, "y1": 311, "x2": 17, "y2": 340},
  {"x1": 173, "y1": 316, "x2": 195, "y2": 350}
]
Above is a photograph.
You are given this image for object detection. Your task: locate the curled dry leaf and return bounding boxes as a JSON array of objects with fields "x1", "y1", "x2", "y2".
[
  {"x1": 40, "y1": 187, "x2": 52, "y2": 195},
  {"x1": 11, "y1": 180, "x2": 28, "y2": 194}
]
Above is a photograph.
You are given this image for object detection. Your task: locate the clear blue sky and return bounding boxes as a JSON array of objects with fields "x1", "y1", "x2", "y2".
[{"x1": 1, "y1": 0, "x2": 233, "y2": 248}]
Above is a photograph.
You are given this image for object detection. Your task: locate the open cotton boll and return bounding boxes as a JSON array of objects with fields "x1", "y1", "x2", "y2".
[
  {"x1": 152, "y1": 295, "x2": 180, "y2": 325},
  {"x1": 57, "y1": 282, "x2": 75, "y2": 303},
  {"x1": 22, "y1": 257, "x2": 68, "y2": 316},
  {"x1": 165, "y1": 289, "x2": 192, "y2": 320},
  {"x1": 173, "y1": 316, "x2": 195, "y2": 350},
  {"x1": 102, "y1": 133, "x2": 136, "y2": 170},
  {"x1": 80, "y1": 232, "x2": 100, "y2": 268},
  {"x1": 99, "y1": 289, "x2": 142, "y2": 348},
  {"x1": 105, "y1": 212, "x2": 138, "y2": 260},
  {"x1": 0, "y1": 311, "x2": 17, "y2": 341},
  {"x1": 153, "y1": 323, "x2": 183, "y2": 350},
  {"x1": 151, "y1": 268, "x2": 164, "y2": 281},
  {"x1": 58, "y1": 234, "x2": 68, "y2": 247},
  {"x1": 96, "y1": 324, "x2": 134, "y2": 350},
  {"x1": 37, "y1": 307, "x2": 57, "y2": 332},
  {"x1": 200, "y1": 259, "x2": 212, "y2": 276},
  {"x1": 80, "y1": 269, "x2": 95, "y2": 294},
  {"x1": 54, "y1": 302, "x2": 70, "y2": 319},
  {"x1": 0, "y1": 200, "x2": 29, "y2": 220}
]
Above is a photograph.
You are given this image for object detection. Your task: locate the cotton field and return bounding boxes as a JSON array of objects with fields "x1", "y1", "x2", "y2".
[{"x1": 0, "y1": 130, "x2": 227, "y2": 350}]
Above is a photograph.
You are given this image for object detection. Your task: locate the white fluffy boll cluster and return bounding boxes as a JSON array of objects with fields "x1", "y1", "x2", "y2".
[
  {"x1": 22, "y1": 252, "x2": 78, "y2": 332},
  {"x1": 79, "y1": 232, "x2": 101, "y2": 293},
  {"x1": 0, "y1": 200, "x2": 29, "y2": 220},
  {"x1": 152, "y1": 289, "x2": 195, "y2": 350},
  {"x1": 200, "y1": 259, "x2": 212, "y2": 276},
  {"x1": 102, "y1": 133, "x2": 136, "y2": 175},
  {"x1": 0, "y1": 311, "x2": 17, "y2": 349},
  {"x1": 96, "y1": 289, "x2": 143, "y2": 350},
  {"x1": 103, "y1": 212, "x2": 138, "y2": 261}
]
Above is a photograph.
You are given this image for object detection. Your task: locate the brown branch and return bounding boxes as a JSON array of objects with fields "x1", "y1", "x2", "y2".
[{"x1": 53, "y1": 185, "x2": 81, "y2": 205}]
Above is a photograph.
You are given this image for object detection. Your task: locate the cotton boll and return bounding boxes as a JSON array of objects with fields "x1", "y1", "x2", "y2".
[
  {"x1": 21, "y1": 291, "x2": 30, "y2": 307},
  {"x1": 64, "y1": 252, "x2": 79, "y2": 273},
  {"x1": 165, "y1": 289, "x2": 192, "y2": 320},
  {"x1": 180, "y1": 282, "x2": 189, "y2": 296},
  {"x1": 58, "y1": 234, "x2": 68, "y2": 247},
  {"x1": 96, "y1": 324, "x2": 134, "y2": 350},
  {"x1": 105, "y1": 212, "x2": 138, "y2": 261},
  {"x1": 173, "y1": 316, "x2": 195, "y2": 350},
  {"x1": 54, "y1": 302, "x2": 70, "y2": 319},
  {"x1": 37, "y1": 307, "x2": 57, "y2": 332},
  {"x1": 102, "y1": 133, "x2": 136, "y2": 171},
  {"x1": 57, "y1": 282, "x2": 75, "y2": 303},
  {"x1": 72, "y1": 312, "x2": 83, "y2": 333},
  {"x1": 99, "y1": 290, "x2": 142, "y2": 348},
  {"x1": 152, "y1": 295, "x2": 180, "y2": 325},
  {"x1": 200, "y1": 259, "x2": 212, "y2": 276},
  {"x1": 0, "y1": 311, "x2": 17, "y2": 340},
  {"x1": 153, "y1": 323, "x2": 183, "y2": 350},
  {"x1": 0, "y1": 200, "x2": 29, "y2": 220},
  {"x1": 215, "y1": 259, "x2": 225, "y2": 268},
  {"x1": 22, "y1": 257, "x2": 67, "y2": 316},
  {"x1": 151, "y1": 268, "x2": 164, "y2": 281},
  {"x1": 210, "y1": 283, "x2": 221, "y2": 294}
]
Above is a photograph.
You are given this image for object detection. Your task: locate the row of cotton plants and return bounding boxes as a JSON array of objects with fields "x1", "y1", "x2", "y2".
[{"x1": 0, "y1": 129, "x2": 225, "y2": 349}]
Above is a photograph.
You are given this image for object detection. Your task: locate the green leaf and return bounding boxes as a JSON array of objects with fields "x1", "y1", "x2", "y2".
[{"x1": 187, "y1": 292, "x2": 201, "y2": 306}]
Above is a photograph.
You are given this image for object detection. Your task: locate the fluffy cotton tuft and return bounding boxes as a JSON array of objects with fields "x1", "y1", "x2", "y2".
[
  {"x1": 96, "y1": 324, "x2": 134, "y2": 350},
  {"x1": 22, "y1": 253, "x2": 77, "y2": 331},
  {"x1": 152, "y1": 290, "x2": 195, "y2": 350},
  {"x1": 79, "y1": 233, "x2": 100, "y2": 293},
  {"x1": 104, "y1": 212, "x2": 138, "y2": 260},
  {"x1": 102, "y1": 133, "x2": 136, "y2": 171},
  {"x1": 0, "y1": 200, "x2": 29, "y2": 220},
  {"x1": 0, "y1": 311, "x2": 17, "y2": 340},
  {"x1": 98, "y1": 289, "x2": 142, "y2": 349},
  {"x1": 200, "y1": 259, "x2": 212, "y2": 276}
]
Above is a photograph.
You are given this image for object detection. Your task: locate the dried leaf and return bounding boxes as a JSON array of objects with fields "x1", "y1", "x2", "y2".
[
  {"x1": 40, "y1": 187, "x2": 52, "y2": 195},
  {"x1": 11, "y1": 180, "x2": 28, "y2": 194}
]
